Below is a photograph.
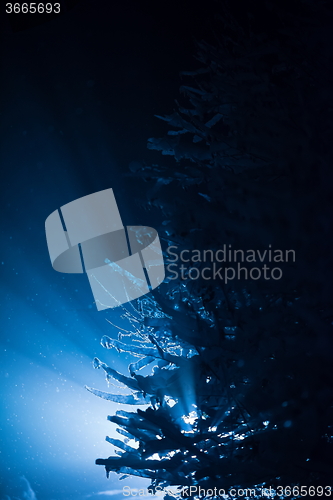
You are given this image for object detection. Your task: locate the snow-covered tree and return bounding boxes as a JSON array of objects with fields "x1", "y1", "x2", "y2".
[{"x1": 88, "y1": 0, "x2": 333, "y2": 496}]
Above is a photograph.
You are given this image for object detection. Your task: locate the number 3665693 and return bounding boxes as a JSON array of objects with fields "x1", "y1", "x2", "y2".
[{"x1": 5, "y1": 3, "x2": 61, "y2": 13}]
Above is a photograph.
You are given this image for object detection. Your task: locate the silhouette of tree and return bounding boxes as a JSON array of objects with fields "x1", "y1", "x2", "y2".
[{"x1": 88, "y1": 1, "x2": 333, "y2": 496}]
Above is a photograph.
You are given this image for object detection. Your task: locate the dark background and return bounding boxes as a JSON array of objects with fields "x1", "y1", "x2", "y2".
[{"x1": 0, "y1": 0, "x2": 219, "y2": 498}]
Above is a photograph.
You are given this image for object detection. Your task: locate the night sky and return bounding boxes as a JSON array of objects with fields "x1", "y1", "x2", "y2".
[{"x1": 0, "y1": 1, "x2": 217, "y2": 498}]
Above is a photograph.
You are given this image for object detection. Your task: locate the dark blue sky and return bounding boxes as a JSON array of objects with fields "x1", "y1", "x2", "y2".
[{"x1": 0, "y1": 1, "x2": 216, "y2": 498}]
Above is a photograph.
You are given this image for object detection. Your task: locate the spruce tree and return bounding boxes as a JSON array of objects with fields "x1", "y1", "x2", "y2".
[{"x1": 87, "y1": 1, "x2": 333, "y2": 496}]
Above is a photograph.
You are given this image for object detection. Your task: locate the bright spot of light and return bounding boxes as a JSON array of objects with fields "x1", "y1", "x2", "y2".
[
  {"x1": 234, "y1": 433, "x2": 246, "y2": 441},
  {"x1": 147, "y1": 453, "x2": 162, "y2": 461},
  {"x1": 126, "y1": 438, "x2": 139, "y2": 449},
  {"x1": 165, "y1": 396, "x2": 177, "y2": 408},
  {"x1": 182, "y1": 410, "x2": 197, "y2": 425}
]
